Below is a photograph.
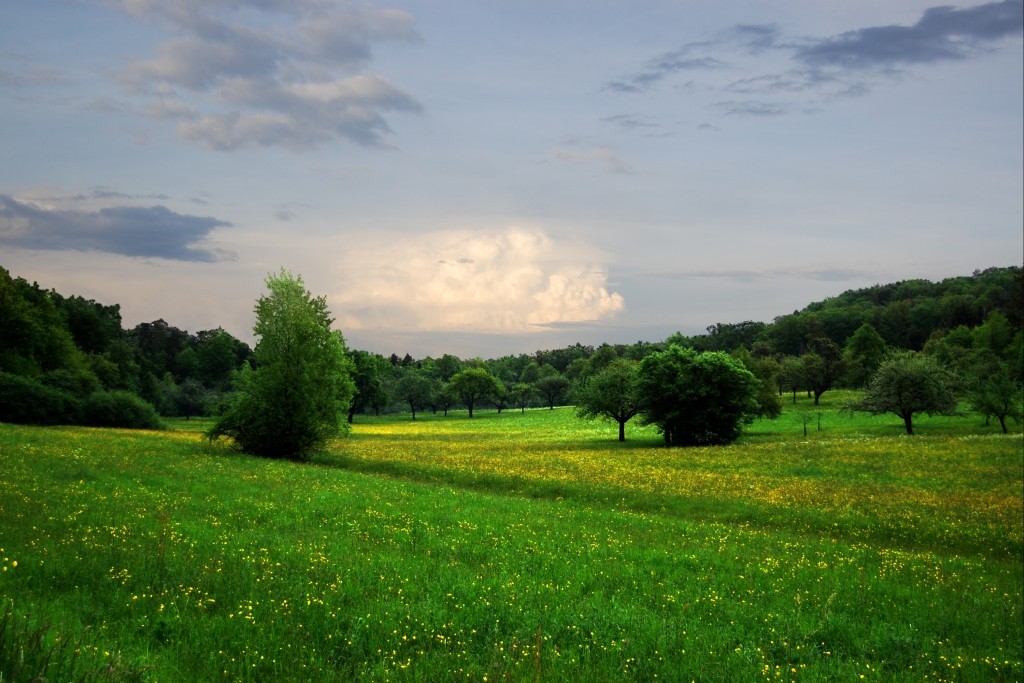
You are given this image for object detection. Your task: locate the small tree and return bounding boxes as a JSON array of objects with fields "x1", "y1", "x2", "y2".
[
  {"x1": 395, "y1": 368, "x2": 437, "y2": 420},
  {"x1": 636, "y1": 346, "x2": 758, "y2": 447},
  {"x1": 534, "y1": 374, "x2": 570, "y2": 410},
  {"x1": 509, "y1": 382, "x2": 538, "y2": 413},
  {"x1": 846, "y1": 350, "x2": 958, "y2": 435},
  {"x1": 571, "y1": 359, "x2": 640, "y2": 441},
  {"x1": 964, "y1": 351, "x2": 1022, "y2": 433},
  {"x1": 447, "y1": 367, "x2": 501, "y2": 417},
  {"x1": 207, "y1": 269, "x2": 355, "y2": 460}
]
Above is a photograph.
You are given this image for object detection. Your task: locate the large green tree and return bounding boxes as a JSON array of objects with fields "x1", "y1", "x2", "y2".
[
  {"x1": 846, "y1": 350, "x2": 958, "y2": 435},
  {"x1": 207, "y1": 269, "x2": 355, "y2": 460},
  {"x1": 571, "y1": 359, "x2": 640, "y2": 441},
  {"x1": 447, "y1": 368, "x2": 501, "y2": 418},
  {"x1": 636, "y1": 346, "x2": 759, "y2": 446}
]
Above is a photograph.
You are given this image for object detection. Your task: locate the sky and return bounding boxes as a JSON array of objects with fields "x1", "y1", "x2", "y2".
[{"x1": 2, "y1": 0, "x2": 1022, "y2": 359}]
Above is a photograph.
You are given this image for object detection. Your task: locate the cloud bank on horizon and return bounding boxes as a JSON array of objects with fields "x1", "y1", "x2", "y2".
[{"x1": 0, "y1": 0, "x2": 1020, "y2": 355}]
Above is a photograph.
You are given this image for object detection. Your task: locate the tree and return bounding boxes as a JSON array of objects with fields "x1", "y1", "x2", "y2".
[
  {"x1": 534, "y1": 374, "x2": 570, "y2": 410},
  {"x1": 207, "y1": 269, "x2": 355, "y2": 460},
  {"x1": 636, "y1": 346, "x2": 759, "y2": 447},
  {"x1": 571, "y1": 359, "x2": 640, "y2": 441},
  {"x1": 964, "y1": 351, "x2": 1022, "y2": 434},
  {"x1": 846, "y1": 350, "x2": 958, "y2": 435},
  {"x1": 347, "y1": 349, "x2": 390, "y2": 423},
  {"x1": 394, "y1": 368, "x2": 437, "y2": 420},
  {"x1": 509, "y1": 382, "x2": 538, "y2": 413},
  {"x1": 843, "y1": 323, "x2": 887, "y2": 388},
  {"x1": 801, "y1": 337, "x2": 845, "y2": 405},
  {"x1": 447, "y1": 368, "x2": 501, "y2": 417}
]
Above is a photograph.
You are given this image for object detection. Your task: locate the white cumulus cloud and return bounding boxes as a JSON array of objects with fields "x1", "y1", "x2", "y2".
[{"x1": 331, "y1": 228, "x2": 625, "y2": 333}]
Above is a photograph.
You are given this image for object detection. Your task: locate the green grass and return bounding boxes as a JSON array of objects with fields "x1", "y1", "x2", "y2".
[{"x1": 1, "y1": 395, "x2": 1021, "y2": 681}]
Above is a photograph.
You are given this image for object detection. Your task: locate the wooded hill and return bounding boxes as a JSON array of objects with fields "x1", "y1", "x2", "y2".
[{"x1": 1, "y1": 264, "x2": 1021, "y2": 426}]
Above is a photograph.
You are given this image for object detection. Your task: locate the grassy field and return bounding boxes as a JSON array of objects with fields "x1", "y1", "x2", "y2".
[{"x1": 1, "y1": 393, "x2": 1021, "y2": 681}]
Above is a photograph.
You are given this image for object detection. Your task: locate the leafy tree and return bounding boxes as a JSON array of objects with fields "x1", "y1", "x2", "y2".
[
  {"x1": 731, "y1": 348, "x2": 782, "y2": 419},
  {"x1": 636, "y1": 346, "x2": 759, "y2": 446},
  {"x1": 846, "y1": 350, "x2": 959, "y2": 435},
  {"x1": 196, "y1": 328, "x2": 250, "y2": 391},
  {"x1": 447, "y1": 368, "x2": 501, "y2": 418},
  {"x1": 207, "y1": 269, "x2": 355, "y2": 460},
  {"x1": 347, "y1": 349, "x2": 390, "y2": 423},
  {"x1": 395, "y1": 368, "x2": 437, "y2": 420},
  {"x1": 509, "y1": 382, "x2": 538, "y2": 413},
  {"x1": 571, "y1": 359, "x2": 640, "y2": 441},
  {"x1": 534, "y1": 374, "x2": 570, "y2": 410},
  {"x1": 801, "y1": 337, "x2": 845, "y2": 405},
  {"x1": 964, "y1": 352, "x2": 1022, "y2": 434},
  {"x1": 777, "y1": 356, "x2": 805, "y2": 404},
  {"x1": 843, "y1": 323, "x2": 887, "y2": 388}
]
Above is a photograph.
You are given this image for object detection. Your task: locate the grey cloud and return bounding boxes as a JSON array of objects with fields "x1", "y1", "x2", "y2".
[
  {"x1": 798, "y1": 0, "x2": 1023, "y2": 68},
  {"x1": 713, "y1": 100, "x2": 787, "y2": 117},
  {"x1": 605, "y1": 48, "x2": 727, "y2": 93},
  {"x1": 109, "y1": 0, "x2": 422, "y2": 151},
  {"x1": 0, "y1": 194, "x2": 233, "y2": 262},
  {"x1": 608, "y1": 1, "x2": 1021, "y2": 120}
]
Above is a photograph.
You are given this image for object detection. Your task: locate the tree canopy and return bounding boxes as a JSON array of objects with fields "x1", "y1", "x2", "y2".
[
  {"x1": 207, "y1": 269, "x2": 355, "y2": 459},
  {"x1": 846, "y1": 350, "x2": 959, "y2": 435},
  {"x1": 636, "y1": 346, "x2": 759, "y2": 446}
]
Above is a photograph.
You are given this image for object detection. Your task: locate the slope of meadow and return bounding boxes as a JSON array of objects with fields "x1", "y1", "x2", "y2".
[{"x1": 1, "y1": 396, "x2": 1021, "y2": 682}]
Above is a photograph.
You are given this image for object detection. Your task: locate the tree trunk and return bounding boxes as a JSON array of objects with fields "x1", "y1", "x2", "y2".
[
  {"x1": 999, "y1": 415, "x2": 1008, "y2": 433},
  {"x1": 618, "y1": 420, "x2": 626, "y2": 442},
  {"x1": 903, "y1": 413, "x2": 914, "y2": 435}
]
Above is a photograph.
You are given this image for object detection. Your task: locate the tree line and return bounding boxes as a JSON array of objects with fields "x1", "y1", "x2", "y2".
[{"x1": 1, "y1": 265, "x2": 1021, "y2": 450}]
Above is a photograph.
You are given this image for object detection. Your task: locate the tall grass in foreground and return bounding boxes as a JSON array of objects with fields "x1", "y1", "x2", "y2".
[{"x1": 0, "y1": 397, "x2": 1021, "y2": 682}]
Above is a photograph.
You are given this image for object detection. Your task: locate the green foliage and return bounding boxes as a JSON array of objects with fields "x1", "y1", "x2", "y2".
[
  {"x1": 394, "y1": 369, "x2": 438, "y2": 420},
  {"x1": 207, "y1": 270, "x2": 355, "y2": 460},
  {"x1": 846, "y1": 350, "x2": 959, "y2": 435},
  {"x1": 571, "y1": 358, "x2": 640, "y2": 441},
  {"x1": 964, "y1": 351, "x2": 1023, "y2": 434},
  {"x1": 533, "y1": 373, "x2": 569, "y2": 409},
  {"x1": 446, "y1": 367, "x2": 502, "y2": 418},
  {"x1": 0, "y1": 372, "x2": 78, "y2": 425},
  {"x1": 76, "y1": 390, "x2": 164, "y2": 430},
  {"x1": 636, "y1": 345, "x2": 759, "y2": 446},
  {"x1": 843, "y1": 322, "x2": 888, "y2": 387}
]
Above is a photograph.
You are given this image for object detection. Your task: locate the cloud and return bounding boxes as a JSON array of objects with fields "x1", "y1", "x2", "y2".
[
  {"x1": 605, "y1": 47, "x2": 727, "y2": 93},
  {"x1": 607, "y1": 2, "x2": 1022, "y2": 117},
  {"x1": 0, "y1": 194, "x2": 233, "y2": 262},
  {"x1": 332, "y1": 228, "x2": 625, "y2": 334},
  {"x1": 798, "y1": 0, "x2": 1023, "y2": 68},
  {"x1": 107, "y1": 0, "x2": 422, "y2": 151}
]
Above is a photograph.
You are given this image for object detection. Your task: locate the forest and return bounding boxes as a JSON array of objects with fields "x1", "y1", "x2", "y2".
[{"x1": 1, "y1": 264, "x2": 1021, "y2": 431}]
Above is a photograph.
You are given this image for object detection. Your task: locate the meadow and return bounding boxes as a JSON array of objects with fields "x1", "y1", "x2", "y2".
[{"x1": 0, "y1": 393, "x2": 1021, "y2": 682}]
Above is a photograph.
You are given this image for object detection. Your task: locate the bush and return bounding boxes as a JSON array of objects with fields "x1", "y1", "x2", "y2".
[
  {"x1": 76, "y1": 391, "x2": 164, "y2": 430},
  {"x1": 0, "y1": 372, "x2": 78, "y2": 425}
]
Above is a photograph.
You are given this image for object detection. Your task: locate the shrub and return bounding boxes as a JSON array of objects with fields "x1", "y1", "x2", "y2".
[
  {"x1": 76, "y1": 391, "x2": 164, "y2": 430},
  {"x1": 0, "y1": 372, "x2": 78, "y2": 425}
]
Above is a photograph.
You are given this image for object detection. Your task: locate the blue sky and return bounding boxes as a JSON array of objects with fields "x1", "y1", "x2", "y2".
[{"x1": 2, "y1": 0, "x2": 1021, "y2": 358}]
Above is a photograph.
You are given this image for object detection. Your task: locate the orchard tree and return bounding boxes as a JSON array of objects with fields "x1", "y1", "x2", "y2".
[
  {"x1": 846, "y1": 350, "x2": 958, "y2": 435},
  {"x1": 964, "y1": 351, "x2": 1022, "y2": 433},
  {"x1": 571, "y1": 358, "x2": 640, "y2": 441},
  {"x1": 636, "y1": 346, "x2": 758, "y2": 447},
  {"x1": 447, "y1": 367, "x2": 502, "y2": 417},
  {"x1": 801, "y1": 337, "x2": 845, "y2": 405},
  {"x1": 207, "y1": 269, "x2": 355, "y2": 460},
  {"x1": 395, "y1": 368, "x2": 438, "y2": 420},
  {"x1": 534, "y1": 374, "x2": 570, "y2": 409}
]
